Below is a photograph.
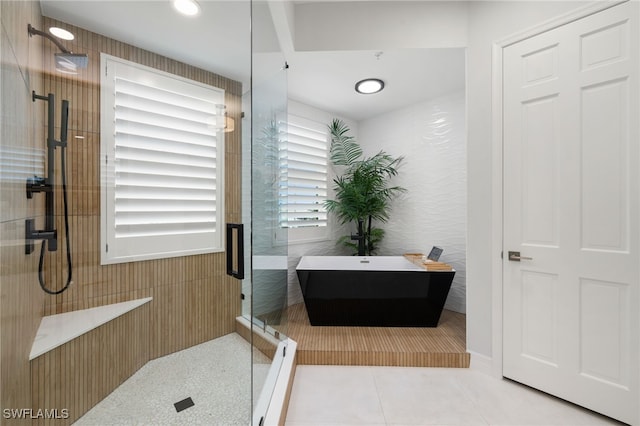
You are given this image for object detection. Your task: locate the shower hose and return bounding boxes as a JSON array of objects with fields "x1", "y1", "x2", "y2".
[{"x1": 38, "y1": 143, "x2": 73, "y2": 295}]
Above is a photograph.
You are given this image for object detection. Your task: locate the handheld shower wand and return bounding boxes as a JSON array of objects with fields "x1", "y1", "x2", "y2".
[
  {"x1": 26, "y1": 93, "x2": 73, "y2": 295},
  {"x1": 25, "y1": 24, "x2": 77, "y2": 294}
]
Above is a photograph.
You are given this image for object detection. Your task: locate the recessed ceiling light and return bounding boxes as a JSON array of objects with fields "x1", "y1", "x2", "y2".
[
  {"x1": 49, "y1": 27, "x2": 74, "y2": 40},
  {"x1": 172, "y1": 0, "x2": 201, "y2": 16},
  {"x1": 355, "y1": 78, "x2": 385, "y2": 94}
]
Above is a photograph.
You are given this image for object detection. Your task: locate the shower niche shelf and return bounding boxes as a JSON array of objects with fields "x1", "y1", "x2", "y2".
[{"x1": 29, "y1": 297, "x2": 152, "y2": 360}]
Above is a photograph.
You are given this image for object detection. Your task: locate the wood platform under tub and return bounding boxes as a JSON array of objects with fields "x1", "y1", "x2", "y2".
[{"x1": 287, "y1": 302, "x2": 470, "y2": 368}]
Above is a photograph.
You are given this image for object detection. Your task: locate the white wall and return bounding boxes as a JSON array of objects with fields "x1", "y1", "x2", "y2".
[
  {"x1": 294, "y1": 1, "x2": 468, "y2": 51},
  {"x1": 285, "y1": 0, "x2": 598, "y2": 361},
  {"x1": 358, "y1": 91, "x2": 467, "y2": 313},
  {"x1": 287, "y1": 95, "x2": 467, "y2": 313},
  {"x1": 465, "y1": 0, "x2": 592, "y2": 358}
]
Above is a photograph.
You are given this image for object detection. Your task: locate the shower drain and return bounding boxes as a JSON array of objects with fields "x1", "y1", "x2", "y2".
[{"x1": 174, "y1": 397, "x2": 195, "y2": 413}]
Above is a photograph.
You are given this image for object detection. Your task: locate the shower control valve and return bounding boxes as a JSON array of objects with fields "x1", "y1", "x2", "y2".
[
  {"x1": 25, "y1": 218, "x2": 57, "y2": 255},
  {"x1": 26, "y1": 176, "x2": 51, "y2": 199}
]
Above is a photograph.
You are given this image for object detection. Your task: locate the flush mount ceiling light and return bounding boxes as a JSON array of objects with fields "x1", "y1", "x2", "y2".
[
  {"x1": 49, "y1": 27, "x2": 74, "y2": 40},
  {"x1": 172, "y1": 0, "x2": 201, "y2": 16},
  {"x1": 355, "y1": 78, "x2": 385, "y2": 94}
]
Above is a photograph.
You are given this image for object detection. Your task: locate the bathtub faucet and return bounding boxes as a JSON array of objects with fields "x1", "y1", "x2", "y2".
[{"x1": 350, "y1": 233, "x2": 366, "y2": 256}]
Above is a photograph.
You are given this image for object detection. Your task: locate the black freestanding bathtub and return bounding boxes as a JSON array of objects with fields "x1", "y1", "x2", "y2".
[{"x1": 296, "y1": 256, "x2": 455, "y2": 327}]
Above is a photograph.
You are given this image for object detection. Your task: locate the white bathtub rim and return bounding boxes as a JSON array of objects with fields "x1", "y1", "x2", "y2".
[{"x1": 296, "y1": 255, "x2": 455, "y2": 272}]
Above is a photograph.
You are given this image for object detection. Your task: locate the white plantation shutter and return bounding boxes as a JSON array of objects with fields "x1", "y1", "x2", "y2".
[
  {"x1": 100, "y1": 54, "x2": 224, "y2": 264},
  {"x1": 280, "y1": 115, "x2": 328, "y2": 229}
]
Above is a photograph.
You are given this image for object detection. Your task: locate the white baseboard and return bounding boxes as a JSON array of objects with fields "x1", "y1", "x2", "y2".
[{"x1": 468, "y1": 351, "x2": 494, "y2": 376}]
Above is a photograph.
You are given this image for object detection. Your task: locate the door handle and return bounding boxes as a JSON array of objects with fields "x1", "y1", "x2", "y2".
[
  {"x1": 226, "y1": 223, "x2": 244, "y2": 279},
  {"x1": 508, "y1": 251, "x2": 533, "y2": 262}
]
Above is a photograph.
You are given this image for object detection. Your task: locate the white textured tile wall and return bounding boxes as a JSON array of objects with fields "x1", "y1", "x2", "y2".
[
  {"x1": 284, "y1": 95, "x2": 466, "y2": 313},
  {"x1": 358, "y1": 91, "x2": 467, "y2": 313}
]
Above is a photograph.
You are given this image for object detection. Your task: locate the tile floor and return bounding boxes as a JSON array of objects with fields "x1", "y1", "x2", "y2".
[
  {"x1": 70, "y1": 333, "x2": 625, "y2": 426},
  {"x1": 285, "y1": 365, "x2": 624, "y2": 426}
]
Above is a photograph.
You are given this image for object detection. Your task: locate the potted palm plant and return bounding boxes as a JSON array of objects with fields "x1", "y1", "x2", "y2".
[{"x1": 324, "y1": 119, "x2": 405, "y2": 256}]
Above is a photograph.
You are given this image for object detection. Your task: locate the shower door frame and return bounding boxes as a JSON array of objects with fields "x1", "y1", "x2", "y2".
[{"x1": 245, "y1": 1, "x2": 292, "y2": 424}]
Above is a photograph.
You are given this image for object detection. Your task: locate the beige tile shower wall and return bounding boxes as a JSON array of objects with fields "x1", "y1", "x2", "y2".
[
  {"x1": 0, "y1": 1, "x2": 46, "y2": 422},
  {"x1": 39, "y1": 17, "x2": 243, "y2": 357}
]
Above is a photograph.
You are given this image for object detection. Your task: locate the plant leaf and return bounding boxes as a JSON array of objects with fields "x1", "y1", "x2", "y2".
[
  {"x1": 328, "y1": 118, "x2": 362, "y2": 166},
  {"x1": 324, "y1": 119, "x2": 406, "y2": 255}
]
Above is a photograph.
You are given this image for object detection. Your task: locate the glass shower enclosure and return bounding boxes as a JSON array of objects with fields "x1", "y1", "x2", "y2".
[
  {"x1": 245, "y1": 1, "x2": 290, "y2": 422},
  {"x1": 0, "y1": 0, "x2": 290, "y2": 424}
]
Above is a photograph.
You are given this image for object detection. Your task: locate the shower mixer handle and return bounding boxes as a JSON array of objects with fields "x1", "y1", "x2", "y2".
[
  {"x1": 26, "y1": 176, "x2": 51, "y2": 199},
  {"x1": 25, "y1": 218, "x2": 57, "y2": 255}
]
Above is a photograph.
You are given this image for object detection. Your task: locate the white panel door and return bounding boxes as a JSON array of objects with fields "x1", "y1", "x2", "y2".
[{"x1": 503, "y1": 3, "x2": 639, "y2": 424}]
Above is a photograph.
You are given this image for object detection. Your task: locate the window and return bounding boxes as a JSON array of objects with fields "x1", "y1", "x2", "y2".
[
  {"x1": 279, "y1": 114, "x2": 328, "y2": 242},
  {"x1": 0, "y1": 146, "x2": 44, "y2": 183},
  {"x1": 100, "y1": 54, "x2": 225, "y2": 264}
]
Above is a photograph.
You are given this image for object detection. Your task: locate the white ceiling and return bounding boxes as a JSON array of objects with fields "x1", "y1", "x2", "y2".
[
  {"x1": 287, "y1": 49, "x2": 465, "y2": 121},
  {"x1": 40, "y1": 1, "x2": 252, "y2": 85},
  {"x1": 40, "y1": 1, "x2": 465, "y2": 122}
]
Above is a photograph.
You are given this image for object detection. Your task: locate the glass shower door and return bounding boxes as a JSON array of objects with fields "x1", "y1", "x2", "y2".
[{"x1": 246, "y1": 1, "x2": 289, "y2": 423}]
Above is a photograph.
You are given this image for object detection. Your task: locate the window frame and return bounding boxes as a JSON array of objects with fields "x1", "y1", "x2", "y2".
[
  {"x1": 277, "y1": 113, "x2": 329, "y2": 245},
  {"x1": 100, "y1": 53, "x2": 225, "y2": 265}
]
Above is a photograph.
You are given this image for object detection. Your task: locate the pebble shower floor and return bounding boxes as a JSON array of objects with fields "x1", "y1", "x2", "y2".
[{"x1": 75, "y1": 333, "x2": 270, "y2": 425}]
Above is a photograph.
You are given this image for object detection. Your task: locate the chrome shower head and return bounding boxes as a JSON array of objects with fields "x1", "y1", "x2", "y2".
[{"x1": 55, "y1": 52, "x2": 89, "y2": 73}]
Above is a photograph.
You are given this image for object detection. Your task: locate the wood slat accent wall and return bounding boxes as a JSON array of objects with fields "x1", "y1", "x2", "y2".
[
  {"x1": 0, "y1": 2, "x2": 47, "y2": 424},
  {"x1": 7, "y1": 17, "x2": 244, "y2": 425},
  {"x1": 40, "y1": 16, "x2": 243, "y2": 352},
  {"x1": 30, "y1": 305, "x2": 150, "y2": 426}
]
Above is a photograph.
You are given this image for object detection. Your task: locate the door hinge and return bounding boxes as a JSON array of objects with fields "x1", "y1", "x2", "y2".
[{"x1": 106, "y1": 244, "x2": 109, "y2": 253}]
